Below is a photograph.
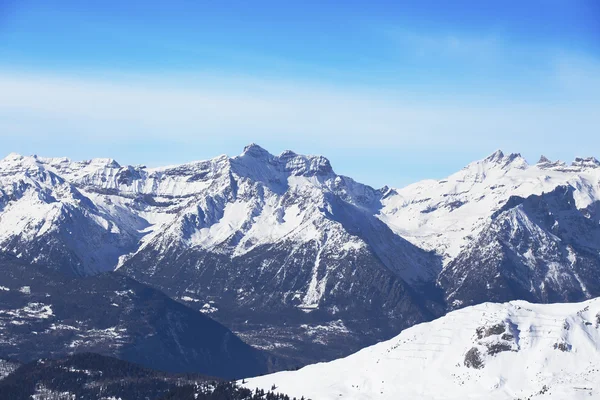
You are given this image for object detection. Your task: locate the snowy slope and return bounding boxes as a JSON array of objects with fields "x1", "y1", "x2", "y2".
[
  {"x1": 379, "y1": 151, "x2": 600, "y2": 264},
  {"x1": 440, "y1": 185, "x2": 600, "y2": 308},
  {"x1": 118, "y1": 144, "x2": 442, "y2": 363},
  {"x1": 5, "y1": 147, "x2": 598, "y2": 279},
  {"x1": 2, "y1": 146, "x2": 600, "y2": 366},
  {"x1": 0, "y1": 145, "x2": 442, "y2": 364},
  {"x1": 245, "y1": 298, "x2": 600, "y2": 400},
  {"x1": 0, "y1": 154, "x2": 143, "y2": 276}
]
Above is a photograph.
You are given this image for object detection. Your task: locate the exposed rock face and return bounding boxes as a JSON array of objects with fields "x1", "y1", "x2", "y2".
[
  {"x1": 2, "y1": 147, "x2": 600, "y2": 366},
  {"x1": 440, "y1": 186, "x2": 600, "y2": 308},
  {"x1": 464, "y1": 347, "x2": 484, "y2": 369},
  {"x1": 378, "y1": 150, "x2": 600, "y2": 264},
  {"x1": 0, "y1": 147, "x2": 444, "y2": 365},
  {"x1": 0, "y1": 254, "x2": 278, "y2": 379}
]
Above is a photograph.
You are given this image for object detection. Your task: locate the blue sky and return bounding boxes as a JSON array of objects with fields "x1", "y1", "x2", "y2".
[{"x1": 1, "y1": 1, "x2": 599, "y2": 187}]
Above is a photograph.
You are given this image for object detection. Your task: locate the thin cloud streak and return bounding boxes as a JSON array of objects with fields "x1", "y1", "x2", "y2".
[
  {"x1": 0, "y1": 69, "x2": 599, "y2": 188},
  {"x1": 1, "y1": 70, "x2": 597, "y2": 142}
]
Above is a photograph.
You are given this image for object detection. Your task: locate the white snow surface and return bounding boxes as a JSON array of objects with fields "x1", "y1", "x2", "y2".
[
  {"x1": 245, "y1": 298, "x2": 600, "y2": 400},
  {"x1": 378, "y1": 151, "x2": 600, "y2": 264},
  {"x1": 1, "y1": 147, "x2": 599, "y2": 278},
  {"x1": 0, "y1": 144, "x2": 433, "y2": 283}
]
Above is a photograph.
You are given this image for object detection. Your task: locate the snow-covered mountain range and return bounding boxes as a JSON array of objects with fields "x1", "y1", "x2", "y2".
[
  {"x1": 245, "y1": 298, "x2": 600, "y2": 400},
  {"x1": 379, "y1": 151, "x2": 600, "y2": 263},
  {"x1": 440, "y1": 185, "x2": 600, "y2": 309},
  {"x1": 1, "y1": 145, "x2": 599, "y2": 364}
]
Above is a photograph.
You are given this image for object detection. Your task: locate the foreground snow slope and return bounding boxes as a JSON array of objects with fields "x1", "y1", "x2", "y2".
[{"x1": 246, "y1": 298, "x2": 600, "y2": 400}]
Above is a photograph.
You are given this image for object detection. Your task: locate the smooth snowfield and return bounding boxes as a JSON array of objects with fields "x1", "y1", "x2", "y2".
[{"x1": 245, "y1": 298, "x2": 600, "y2": 399}]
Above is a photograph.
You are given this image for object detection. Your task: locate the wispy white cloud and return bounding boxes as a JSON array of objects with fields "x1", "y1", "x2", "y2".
[
  {"x1": 0, "y1": 68, "x2": 599, "y2": 187},
  {"x1": 382, "y1": 28, "x2": 505, "y2": 59}
]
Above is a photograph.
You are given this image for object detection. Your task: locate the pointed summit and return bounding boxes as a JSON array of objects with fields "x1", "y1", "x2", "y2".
[
  {"x1": 485, "y1": 150, "x2": 505, "y2": 163},
  {"x1": 537, "y1": 155, "x2": 551, "y2": 164},
  {"x1": 480, "y1": 150, "x2": 527, "y2": 169},
  {"x1": 536, "y1": 156, "x2": 567, "y2": 170},
  {"x1": 241, "y1": 143, "x2": 272, "y2": 159}
]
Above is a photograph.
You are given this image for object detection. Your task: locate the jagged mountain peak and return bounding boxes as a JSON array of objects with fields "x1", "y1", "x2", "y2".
[
  {"x1": 537, "y1": 155, "x2": 551, "y2": 164},
  {"x1": 241, "y1": 142, "x2": 272, "y2": 158},
  {"x1": 379, "y1": 147, "x2": 600, "y2": 264},
  {"x1": 0, "y1": 154, "x2": 67, "y2": 187},
  {"x1": 426, "y1": 150, "x2": 530, "y2": 185},
  {"x1": 279, "y1": 149, "x2": 298, "y2": 158},
  {"x1": 535, "y1": 155, "x2": 569, "y2": 169},
  {"x1": 484, "y1": 149, "x2": 505, "y2": 162},
  {"x1": 229, "y1": 145, "x2": 337, "y2": 190},
  {"x1": 1, "y1": 153, "x2": 122, "y2": 169},
  {"x1": 37, "y1": 155, "x2": 120, "y2": 167},
  {"x1": 83, "y1": 157, "x2": 121, "y2": 168},
  {"x1": 1, "y1": 152, "x2": 40, "y2": 169},
  {"x1": 439, "y1": 150, "x2": 528, "y2": 186},
  {"x1": 535, "y1": 155, "x2": 600, "y2": 172},
  {"x1": 571, "y1": 156, "x2": 600, "y2": 169},
  {"x1": 481, "y1": 149, "x2": 527, "y2": 169}
]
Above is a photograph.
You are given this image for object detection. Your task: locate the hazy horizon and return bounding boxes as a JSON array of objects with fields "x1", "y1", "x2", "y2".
[{"x1": 1, "y1": 0, "x2": 599, "y2": 187}]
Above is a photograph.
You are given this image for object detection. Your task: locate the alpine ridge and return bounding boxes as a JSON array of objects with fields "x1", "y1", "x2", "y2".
[{"x1": 1, "y1": 146, "x2": 600, "y2": 365}]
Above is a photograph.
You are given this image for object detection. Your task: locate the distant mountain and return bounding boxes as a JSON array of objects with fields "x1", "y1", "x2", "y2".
[
  {"x1": 1, "y1": 146, "x2": 600, "y2": 366},
  {"x1": 245, "y1": 298, "x2": 600, "y2": 399},
  {"x1": 378, "y1": 151, "x2": 600, "y2": 264},
  {"x1": 440, "y1": 185, "x2": 600, "y2": 308},
  {"x1": 118, "y1": 144, "x2": 443, "y2": 364},
  {"x1": 0, "y1": 146, "x2": 443, "y2": 364},
  {"x1": 0, "y1": 254, "x2": 279, "y2": 379},
  {"x1": 0, "y1": 154, "x2": 143, "y2": 276}
]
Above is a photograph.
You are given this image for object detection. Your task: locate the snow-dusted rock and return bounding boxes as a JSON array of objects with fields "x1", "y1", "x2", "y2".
[
  {"x1": 378, "y1": 150, "x2": 600, "y2": 264},
  {"x1": 245, "y1": 298, "x2": 600, "y2": 400},
  {"x1": 440, "y1": 186, "x2": 600, "y2": 308},
  {"x1": 2, "y1": 145, "x2": 600, "y2": 365}
]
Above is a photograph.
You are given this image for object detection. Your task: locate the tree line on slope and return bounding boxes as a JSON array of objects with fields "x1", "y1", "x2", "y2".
[{"x1": 0, "y1": 353, "x2": 308, "y2": 400}]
